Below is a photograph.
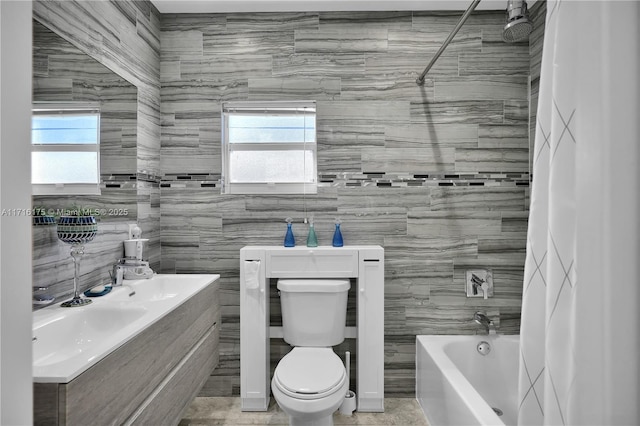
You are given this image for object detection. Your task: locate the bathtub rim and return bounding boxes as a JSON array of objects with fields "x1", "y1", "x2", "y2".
[{"x1": 416, "y1": 334, "x2": 519, "y2": 426}]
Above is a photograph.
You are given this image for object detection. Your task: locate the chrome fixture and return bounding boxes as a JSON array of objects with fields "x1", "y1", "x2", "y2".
[
  {"x1": 416, "y1": 0, "x2": 532, "y2": 84},
  {"x1": 466, "y1": 269, "x2": 493, "y2": 299},
  {"x1": 477, "y1": 340, "x2": 491, "y2": 355},
  {"x1": 111, "y1": 261, "x2": 136, "y2": 297},
  {"x1": 503, "y1": 0, "x2": 533, "y2": 43},
  {"x1": 473, "y1": 311, "x2": 496, "y2": 335},
  {"x1": 416, "y1": 0, "x2": 481, "y2": 85}
]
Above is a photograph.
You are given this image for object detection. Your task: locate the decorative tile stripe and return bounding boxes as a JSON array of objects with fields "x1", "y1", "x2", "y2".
[{"x1": 157, "y1": 172, "x2": 530, "y2": 189}]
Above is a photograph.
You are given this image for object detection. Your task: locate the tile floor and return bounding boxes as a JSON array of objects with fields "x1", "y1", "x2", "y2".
[{"x1": 179, "y1": 397, "x2": 429, "y2": 425}]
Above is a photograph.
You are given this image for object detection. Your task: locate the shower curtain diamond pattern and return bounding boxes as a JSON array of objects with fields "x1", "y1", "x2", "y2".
[
  {"x1": 519, "y1": 0, "x2": 640, "y2": 424},
  {"x1": 518, "y1": 0, "x2": 579, "y2": 424}
]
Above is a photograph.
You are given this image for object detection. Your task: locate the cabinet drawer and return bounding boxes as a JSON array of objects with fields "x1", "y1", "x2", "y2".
[{"x1": 267, "y1": 249, "x2": 358, "y2": 277}]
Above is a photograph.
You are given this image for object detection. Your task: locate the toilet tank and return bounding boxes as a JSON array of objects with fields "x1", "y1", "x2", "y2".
[{"x1": 277, "y1": 279, "x2": 350, "y2": 347}]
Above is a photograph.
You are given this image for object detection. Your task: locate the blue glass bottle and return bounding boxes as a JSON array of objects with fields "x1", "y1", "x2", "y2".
[
  {"x1": 284, "y1": 217, "x2": 295, "y2": 247},
  {"x1": 332, "y1": 219, "x2": 343, "y2": 247}
]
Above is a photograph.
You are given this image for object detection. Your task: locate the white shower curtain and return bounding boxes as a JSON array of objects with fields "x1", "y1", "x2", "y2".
[{"x1": 518, "y1": 1, "x2": 640, "y2": 425}]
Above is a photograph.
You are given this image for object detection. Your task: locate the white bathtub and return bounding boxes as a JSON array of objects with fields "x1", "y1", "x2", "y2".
[
  {"x1": 32, "y1": 274, "x2": 219, "y2": 383},
  {"x1": 416, "y1": 335, "x2": 520, "y2": 426}
]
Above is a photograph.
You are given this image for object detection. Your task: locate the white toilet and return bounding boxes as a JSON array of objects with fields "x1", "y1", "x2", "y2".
[{"x1": 271, "y1": 279, "x2": 351, "y2": 426}]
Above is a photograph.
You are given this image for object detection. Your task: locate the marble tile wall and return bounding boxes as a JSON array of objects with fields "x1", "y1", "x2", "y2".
[
  {"x1": 159, "y1": 10, "x2": 536, "y2": 397},
  {"x1": 32, "y1": 1, "x2": 161, "y2": 305},
  {"x1": 529, "y1": 0, "x2": 546, "y2": 171}
]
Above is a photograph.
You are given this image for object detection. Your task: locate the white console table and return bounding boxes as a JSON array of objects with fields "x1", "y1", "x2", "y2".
[{"x1": 240, "y1": 245, "x2": 384, "y2": 413}]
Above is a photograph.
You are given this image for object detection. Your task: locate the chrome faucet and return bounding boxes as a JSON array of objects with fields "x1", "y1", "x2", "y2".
[
  {"x1": 473, "y1": 311, "x2": 496, "y2": 335},
  {"x1": 111, "y1": 261, "x2": 125, "y2": 287},
  {"x1": 111, "y1": 261, "x2": 135, "y2": 297}
]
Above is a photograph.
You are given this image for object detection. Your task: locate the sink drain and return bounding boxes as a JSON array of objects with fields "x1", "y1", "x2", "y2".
[{"x1": 492, "y1": 407, "x2": 503, "y2": 416}]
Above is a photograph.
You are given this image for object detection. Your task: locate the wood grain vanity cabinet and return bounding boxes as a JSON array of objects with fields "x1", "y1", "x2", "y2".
[{"x1": 34, "y1": 280, "x2": 220, "y2": 426}]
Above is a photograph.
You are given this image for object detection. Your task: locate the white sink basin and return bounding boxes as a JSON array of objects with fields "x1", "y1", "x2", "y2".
[
  {"x1": 33, "y1": 274, "x2": 219, "y2": 383},
  {"x1": 33, "y1": 304, "x2": 148, "y2": 368}
]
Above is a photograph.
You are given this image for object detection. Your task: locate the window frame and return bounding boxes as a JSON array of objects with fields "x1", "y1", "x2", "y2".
[
  {"x1": 221, "y1": 100, "x2": 317, "y2": 195},
  {"x1": 31, "y1": 103, "x2": 101, "y2": 196}
]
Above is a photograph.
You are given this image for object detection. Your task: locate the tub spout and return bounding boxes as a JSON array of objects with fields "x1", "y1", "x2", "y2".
[{"x1": 473, "y1": 311, "x2": 496, "y2": 335}]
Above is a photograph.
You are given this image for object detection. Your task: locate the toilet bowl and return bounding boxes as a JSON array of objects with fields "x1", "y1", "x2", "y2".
[
  {"x1": 272, "y1": 347, "x2": 349, "y2": 426},
  {"x1": 272, "y1": 279, "x2": 351, "y2": 425}
]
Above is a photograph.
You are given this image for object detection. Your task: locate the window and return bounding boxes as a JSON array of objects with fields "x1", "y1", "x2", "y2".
[
  {"x1": 222, "y1": 101, "x2": 317, "y2": 194},
  {"x1": 31, "y1": 103, "x2": 101, "y2": 195}
]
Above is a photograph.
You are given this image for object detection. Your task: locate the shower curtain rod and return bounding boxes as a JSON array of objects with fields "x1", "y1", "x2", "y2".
[{"x1": 416, "y1": 0, "x2": 482, "y2": 85}]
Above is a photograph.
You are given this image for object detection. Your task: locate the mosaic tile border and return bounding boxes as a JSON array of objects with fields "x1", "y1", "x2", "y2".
[
  {"x1": 100, "y1": 173, "x2": 162, "y2": 189},
  {"x1": 158, "y1": 172, "x2": 531, "y2": 189}
]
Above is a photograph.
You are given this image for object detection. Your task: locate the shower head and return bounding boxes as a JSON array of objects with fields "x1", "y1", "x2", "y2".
[{"x1": 503, "y1": 0, "x2": 533, "y2": 43}]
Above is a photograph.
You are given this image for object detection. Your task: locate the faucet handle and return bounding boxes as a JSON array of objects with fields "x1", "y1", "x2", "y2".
[{"x1": 481, "y1": 282, "x2": 489, "y2": 299}]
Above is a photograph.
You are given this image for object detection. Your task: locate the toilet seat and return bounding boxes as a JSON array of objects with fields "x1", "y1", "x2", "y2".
[{"x1": 273, "y1": 347, "x2": 346, "y2": 401}]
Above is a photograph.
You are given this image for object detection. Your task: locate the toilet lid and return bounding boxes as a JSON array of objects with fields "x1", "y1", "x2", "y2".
[{"x1": 275, "y1": 348, "x2": 345, "y2": 395}]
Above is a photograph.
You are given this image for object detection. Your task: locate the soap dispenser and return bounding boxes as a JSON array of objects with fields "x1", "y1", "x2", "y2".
[
  {"x1": 284, "y1": 217, "x2": 295, "y2": 247},
  {"x1": 332, "y1": 218, "x2": 344, "y2": 247},
  {"x1": 306, "y1": 217, "x2": 318, "y2": 247}
]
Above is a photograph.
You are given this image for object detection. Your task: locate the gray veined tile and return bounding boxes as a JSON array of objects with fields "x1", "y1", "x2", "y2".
[
  {"x1": 407, "y1": 210, "x2": 503, "y2": 237},
  {"x1": 294, "y1": 28, "x2": 388, "y2": 53},
  {"x1": 244, "y1": 193, "x2": 338, "y2": 213},
  {"x1": 478, "y1": 234, "x2": 527, "y2": 256},
  {"x1": 136, "y1": 12, "x2": 161, "y2": 56},
  {"x1": 33, "y1": 78, "x2": 73, "y2": 101},
  {"x1": 459, "y1": 51, "x2": 530, "y2": 76},
  {"x1": 433, "y1": 76, "x2": 528, "y2": 102},
  {"x1": 203, "y1": 30, "x2": 295, "y2": 56},
  {"x1": 160, "y1": 31, "x2": 203, "y2": 59},
  {"x1": 385, "y1": 124, "x2": 478, "y2": 149},
  {"x1": 384, "y1": 235, "x2": 478, "y2": 260},
  {"x1": 317, "y1": 101, "x2": 410, "y2": 126},
  {"x1": 248, "y1": 77, "x2": 341, "y2": 100},
  {"x1": 337, "y1": 187, "x2": 430, "y2": 214},
  {"x1": 179, "y1": 56, "x2": 273, "y2": 81},
  {"x1": 430, "y1": 187, "x2": 527, "y2": 211},
  {"x1": 161, "y1": 126, "x2": 201, "y2": 149},
  {"x1": 365, "y1": 53, "x2": 459, "y2": 78},
  {"x1": 411, "y1": 11, "x2": 472, "y2": 30},
  {"x1": 160, "y1": 229, "x2": 201, "y2": 261},
  {"x1": 388, "y1": 29, "x2": 481, "y2": 54},
  {"x1": 33, "y1": 53, "x2": 49, "y2": 77},
  {"x1": 162, "y1": 80, "x2": 249, "y2": 103},
  {"x1": 319, "y1": 11, "x2": 412, "y2": 29},
  {"x1": 410, "y1": 100, "x2": 504, "y2": 124},
  {"x1": 316, "y1": 125, "x2": 385, "y2": 172},
  {"x1": 478, "y1": 124, "x2": 529, "y2": 149},
  {"x1": 501, "y1": 211, "x2": 529, "y2": 233},
  {"x1": 317, "y1": 149, "x2": 363, "y2": 172},
  {"x1": 361, "y1": 147, "x2": 455, "y2": 173},
  {"x1": 317, "y1": 124, "x2": 385, "y2": 147},
  {"x1": 272, "y1": 53, "x2": 365, "y2": 78},
  {"x1": 504, "y1": 100, "x2": 529, "y2": 123},
  {"x1": 455, "y1": 148, "x2": 529, "y2": 173},
  {"x1": 160, "y1": 150, "x2": 220, "y2": 174},
  {"x1": 164, "y1": 101, "x2": 222, "y2": 126},
  {"x1": 160, "y1": 14, "x2": 227, "y2": 32},
  {"x1": 226, "y1": 12, "x2": 319, "y2": 31},
  {"x1": 340, "y1": 74, "x2": 434, "y2": 102}
]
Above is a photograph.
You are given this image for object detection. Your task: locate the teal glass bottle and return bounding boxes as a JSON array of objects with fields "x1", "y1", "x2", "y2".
[
  {"x1": 306, "y1": 221, "x2": 318, "y2": 247},
  {"x1": 284, "y1": 218, "x2": 295, "y2": 247},
  {"x1": 332, "y1": 220, "x2": 343, "y2": 247}
]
